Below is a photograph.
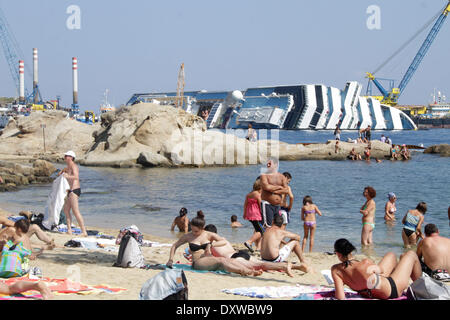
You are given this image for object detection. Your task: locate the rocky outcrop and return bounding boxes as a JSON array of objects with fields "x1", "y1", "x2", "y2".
[
  {"x1": 0, "y1": 104, "x2": 396, "y2": 169},
  {"x1": 0, "y1": 160, "x2": 56, "y2": 192},
  {"x1": 424, "y1": 144, "x2": 450, "y2": 157},
  {"x1": 79, "y1": 103, "x2": 394, "y2": 167},
  {"x1": 0, "y1": 110, "x2": 99, "y2": 160}
]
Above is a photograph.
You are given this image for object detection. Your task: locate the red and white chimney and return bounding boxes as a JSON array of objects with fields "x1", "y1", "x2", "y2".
[
  {"x1": 19, "y1": 60, "x2": 25, "y2": 104},
  {"x1": 33, "y1": 48, "x2": 38, "y2": 103},
  {"x1": 72, "y1": 57, "x2": 78, "y2": 105}
]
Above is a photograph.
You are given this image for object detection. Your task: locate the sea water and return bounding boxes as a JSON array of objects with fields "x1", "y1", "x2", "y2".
[{"x1": 1, "y1": 129, "x2": 449, "y2": 257}]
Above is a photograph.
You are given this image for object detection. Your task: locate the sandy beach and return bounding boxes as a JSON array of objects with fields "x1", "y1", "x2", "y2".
[{"x1": 0, "y1": 206, "x2": 381, "y2": 300}]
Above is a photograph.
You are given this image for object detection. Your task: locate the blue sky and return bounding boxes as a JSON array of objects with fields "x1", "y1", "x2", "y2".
[{"x1": 0, "y1": 0, "x2": 449, "y2": 111}]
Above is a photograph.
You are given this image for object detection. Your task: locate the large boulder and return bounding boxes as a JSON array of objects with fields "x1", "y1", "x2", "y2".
[
  {"x1": 0, "y1": 110, "x2": 99, "y2": 158},
  {"x1": 33, "y1": 160, "x2": 56, "y2": 176},
  {"x1": 424, "y1": 144, "x2": 450, "y2": 157},
  {"x1": 79, "y1": 103, "x2": 396, "y2": 168},
  {"x1": 0, "y1": 160, "x2": 55, "y2": 192}
]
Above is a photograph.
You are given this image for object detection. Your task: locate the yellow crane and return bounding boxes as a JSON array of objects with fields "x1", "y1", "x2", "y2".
[{"x1": 176, "y1": 63, "x2": 185, "y2": 108}]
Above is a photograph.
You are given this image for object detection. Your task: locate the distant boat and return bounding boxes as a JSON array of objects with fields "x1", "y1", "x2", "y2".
[{"x1": 100, "y1": 89, "x2": 116, "y2": 114}]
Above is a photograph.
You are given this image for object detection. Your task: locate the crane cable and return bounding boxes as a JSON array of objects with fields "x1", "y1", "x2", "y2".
[{"x1": 372, "y1": 6, "x2": 443, "y2": 75}]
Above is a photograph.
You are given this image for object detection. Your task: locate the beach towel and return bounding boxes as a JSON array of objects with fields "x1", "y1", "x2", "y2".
[
  {"x1": 2, "y1": 277, "x2": 127, "y2": 298},
  {"x1": 222, "y1": 284, "x2": 341, "y2": 299},
  {"x1": 0, "y1": 291, "x2": 43, "y2": 300},
  {"x1": 293, "y1": 289, "x2": 409, "y2": 300},
  {"x1": 144, "y1": 264, "x2": 229, "y2": 275},
  {"x1": 222, "y1": 284, "x2": 408, "y2": 300},
  {"x1": 42, "y1": 175, "x2": 70, "y2": 230}
]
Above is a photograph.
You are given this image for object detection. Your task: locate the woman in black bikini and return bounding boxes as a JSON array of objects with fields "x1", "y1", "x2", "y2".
[
  {"x1": 166, "y1": 217, "x2": 264, "y2": 276},
  {"x1": 331, "y1": 239, "x2": 422, "y2": 300}
]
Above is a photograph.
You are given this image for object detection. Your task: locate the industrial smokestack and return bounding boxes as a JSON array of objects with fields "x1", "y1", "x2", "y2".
[
  {"x1": 33, "y1": 48, "x2": 38, "y2": 104},
  {"x1": 72, "y1": 57, "x2": 78, "y2": 105},
  {"x1": 19, "y1": 60, "x2": 25, "y2": 104}
]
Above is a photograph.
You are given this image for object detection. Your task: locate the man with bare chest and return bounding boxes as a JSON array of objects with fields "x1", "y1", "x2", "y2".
[
  {"x1": 259, "y1": 158, "x2": 289, "y2": 227},
  {"x1": 59, "y1": 151, "x2": 87, "y2": 236}
]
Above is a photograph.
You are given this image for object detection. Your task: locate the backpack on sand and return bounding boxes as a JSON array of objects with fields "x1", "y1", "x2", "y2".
[
  {"x1": 139, "y1": 269, "x2": 188, "y2": 300},
  {"x1": 113, "y1": 232, "x2": 145, "y2": 268}
]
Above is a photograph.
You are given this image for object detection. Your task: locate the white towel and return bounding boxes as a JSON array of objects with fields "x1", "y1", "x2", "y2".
[
  {"x1": 321, "y1": 270, "x2": 334, "y2": 285},
  {"x1": 42, "y1": 175, "x2": 70, "y2": 230}
]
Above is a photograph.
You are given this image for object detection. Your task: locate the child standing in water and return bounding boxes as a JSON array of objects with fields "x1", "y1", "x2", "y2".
[{"x1": 301, "y1": 196, "x2": 322, "y2": 252}]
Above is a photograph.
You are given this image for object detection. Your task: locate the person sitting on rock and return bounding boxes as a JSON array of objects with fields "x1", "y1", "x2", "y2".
[
  {"x1": 400, "y1": 145, "x2": 410, "y2": 160},
  {"x1": 348, "y1": 148, "x2": 362, "y2": 161}
]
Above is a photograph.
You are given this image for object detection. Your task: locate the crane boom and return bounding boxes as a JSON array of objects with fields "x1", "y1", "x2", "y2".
[
  {"x1": 366, "y1": 1, "x2": 450, "y2": 106},
  {"x1": 397, "y1": 2, "x2": 450, "y2": 96},
  {"x1": 0, "y1": 6, "x2": 23, "y2": 94}
]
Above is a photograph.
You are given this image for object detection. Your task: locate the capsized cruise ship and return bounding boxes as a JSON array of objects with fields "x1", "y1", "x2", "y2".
[{"x1": 126, "y1": 81, "x2": 417, "y2": 130}]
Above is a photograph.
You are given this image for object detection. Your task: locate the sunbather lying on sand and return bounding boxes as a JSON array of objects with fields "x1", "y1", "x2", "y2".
[
  {"x1": 167, "y1": 217, "x2": 298, "y2": 277},
  {"x1": 203, "y1": 224, "x2": 307, "y2": 277},
  {"x1": 0, "y1": 280, "x2": 53, "y2": 300},
  {"x1": 331, "y1": 238, "x2": 421, "y2": 300}
]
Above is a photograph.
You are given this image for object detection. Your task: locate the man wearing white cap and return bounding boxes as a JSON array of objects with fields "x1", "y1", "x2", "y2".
[{"x1": 58, "y1": 151, "x2": 87, "y2": 236}]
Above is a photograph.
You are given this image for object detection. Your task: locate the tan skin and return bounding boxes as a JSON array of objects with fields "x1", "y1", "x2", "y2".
[
  {"x1": 166, "y1": 225, "x2": 263, "y2": 276},
  {"x1": 0, "y1": 280, "x2": 53, "y2": 300},
  {"x1": 384, "y1": 197, "x2": 397, "y2": 221},
  {"x1": 208, "y1": 233, "x2": 307, "y2": 277},
  {"x1": 360, "y1": 189, "x2": 376, "y2": 246},
  {"x1": 243, "y1": 188, "x2": 263, "y2": 250},
  {"x1": 260, "y1": 161, "x2": 289, "y2": 208},
  {"x1": 0, "y1": 216, "x2": 14, "y2": 228},
  {"x1": 171, "y1": 215, "x2": 190, "y2": 233},
  {"x1": 301, "y1": 202, "x2": 322, "y2": 252},
  {"x1": 417, "y1": 231, "x2": 450, "y2": 271},
  {"x1": 59, "y1": 155, "x2": 87, "y2": 237},
  {"x1": 280, "y1": 179, "x2": 294, "y2": 213},
  {"x1": 260, "y1": 224, "x2": 311, "y2": 273},
  {"x1": 0, "y1": 226, "x2": 41, "y2": 260},
  {"x1": 401, "y1": 209, "x2": 425, "y2": 248},
  {"x1": 331, "y1": 250, "x2": 421, "y2": 300}
]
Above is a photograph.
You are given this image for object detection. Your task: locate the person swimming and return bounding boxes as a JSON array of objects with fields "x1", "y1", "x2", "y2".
[
  {"x1": 230, "y1": 215, "x2": 243, "y2": 228},
  {"x1": 170, "y1": 207, "x2": 191, "y2": 233}
]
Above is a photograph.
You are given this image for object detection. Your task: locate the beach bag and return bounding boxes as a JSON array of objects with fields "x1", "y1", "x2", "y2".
[
  {"x1": 113, "y1": 232, "x2": 145, "y2": 268},
  {"x1": 0, "y1": 241, "x2": 31, "y2": 278},
  {"x1": 139, "y1": 269, "x2": 188, "y2": 300},
  {"x1": 409, "y1": 272, "x2": 450, "y2": 300}
]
